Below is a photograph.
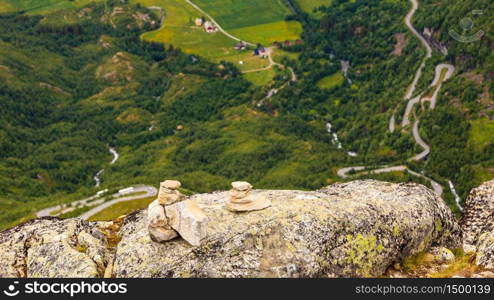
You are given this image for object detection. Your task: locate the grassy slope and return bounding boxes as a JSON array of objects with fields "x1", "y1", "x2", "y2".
[
  {"x1": 469, "y1": 119, "x2": 494, "y2": 152},
  {"x1": 316, "y1": 72, "x2": 344, "y2": 89}
]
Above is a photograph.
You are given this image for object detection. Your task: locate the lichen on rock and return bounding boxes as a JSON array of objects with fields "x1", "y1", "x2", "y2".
[
  {"x1": 0, "y1": 217, "x2": 111, "y2": 278},
  {"x1": 460, "y1": 179, "x2": 494, "y2": 269},
  {"x1": 0, "y1": 180, "x2": 463, "y2": 278},
  {"x1": 112, "y1": 180, "x2": 461, "y2": 278}
]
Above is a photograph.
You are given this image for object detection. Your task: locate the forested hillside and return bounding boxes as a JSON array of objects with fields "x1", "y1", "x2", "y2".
[
  {"x1": 0, "y1": 0, "x2": 493, "y2": 228},
  {"x1": 0, "y1": 1, "x2": 345, "y2": 228},
  {"x1": 414, "y1": 0, "x2": 494, "y2": 199},
  {"x1": 275, "y1": 0, "x2": 493, "y2": 206}
]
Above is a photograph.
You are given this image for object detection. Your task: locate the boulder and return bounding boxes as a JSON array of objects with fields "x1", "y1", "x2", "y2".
[
  {"x1": 476, "y1": 231, "x2": 494, "y2": 269},
  {"x1": 0, "y1": 217, "x2": 110, "y2": 278},
  {"x1": 112, "y1": 180, "x2": 461, "y2": 277},
  {"x1": 460, "y1": 178, "x2": 494, "y2": 246},
  {"x1": 165, "y1": 199, "x2": 208, "y2": 246},
  {"x1": 430, "y1": 247, "x2": 455, "y2": 264},
  {"x1": 0, "y1": 180, "x2": 463, "y2": 278},
  {"x1": 460, "y1": 179, "x2": 494, "y2": 269},
  {"x1": 146, "y1": 199, "x2": 177, "y2": 242}
]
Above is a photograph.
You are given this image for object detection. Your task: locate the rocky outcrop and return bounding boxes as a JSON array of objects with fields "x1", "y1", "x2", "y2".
[
  {"x1": 476, "y1": 229, "x2": 494, "y2": 269},
  {"x1": 0, "y1": 217, "x2": 111, "y2": 278},
  {"x1": 113, "y1": 180, "x2": 460, "y2": 278},
  {"x1": 460, "y1": 179, "x2": 494, "y2": 246},
  {"x1": 460, "y1": 179, "x2": 494, "y2": 269},
  {"x1": 0, "y1": 180, "x2": 462, "y2": 278}
]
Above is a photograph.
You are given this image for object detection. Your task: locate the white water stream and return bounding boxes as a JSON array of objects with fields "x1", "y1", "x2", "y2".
[{"x1": 94, "y1": 147, "x2": 119, "y2": 187}]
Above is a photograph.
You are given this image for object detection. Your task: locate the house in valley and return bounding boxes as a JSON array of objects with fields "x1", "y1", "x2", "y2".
[{"x1": 203, "y1": 21, "x2": 218, "y2": 33}]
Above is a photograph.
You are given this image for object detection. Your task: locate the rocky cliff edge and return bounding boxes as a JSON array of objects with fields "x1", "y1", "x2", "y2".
[{"x1": 0, "y1": 180, "x2": 464, "y2": 278}]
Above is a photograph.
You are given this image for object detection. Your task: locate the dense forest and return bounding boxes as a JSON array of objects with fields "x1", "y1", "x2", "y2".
[{"x1": 0, "y1": 0, "x2": 493, "y2": 228}]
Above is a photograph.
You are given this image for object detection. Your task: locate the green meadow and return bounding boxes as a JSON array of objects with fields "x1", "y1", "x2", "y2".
[
  {"x1": 0, "y1": 0, "x2": 105, "y2": 14},
  {"x1": 470, "y1": 119, "x2": 494, "y2": 152},
  {"x1": 195, "y1": 0, "x2": 302, "y2": 44},
  {"x1": 229, "y1": 20, "x2": 302, "y2": 45},
  {"x1": 194, "y1": 0, "x2": 291, "y2": 29}
]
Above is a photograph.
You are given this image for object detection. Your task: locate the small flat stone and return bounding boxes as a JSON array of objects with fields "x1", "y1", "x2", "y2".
[
  {"x1": 165, "y1": 199, "x2": 208, "y2": 246},
  {"x1": 162, "y1": 180, "x2": 181, "y2": 190},
  {"x1": 158, "y1": 190, "x2": 184, "y2": 206},
  {"x1": 148, "y1": 225, "x2": 178, "y2": 243},
  {"x1": 226, "y1": 194, "x2": 271, "y2": 212},
  {"x1": 229, "y1": 189, "x2": 251, "y2": 201},
  {"x1": 231, "y1": 181, "x2": 252, "y2": 191}
]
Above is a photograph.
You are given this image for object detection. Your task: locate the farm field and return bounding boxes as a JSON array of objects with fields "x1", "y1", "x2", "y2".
[
  {"x1": 243, "y1": 68, "x2": 276, "y2": 86},
  {"x1": 194, "y1": 0, "x2": 290, "y2": 29},
  {"x1": 194, "y1": 0, "x2": 302, "y2": 44},
  {"x1": 229, "y1": 20, "x2": 302, "y2": 46},
  {"x1": 0, "y1": 0, "x2": 105, "y2": 14}
]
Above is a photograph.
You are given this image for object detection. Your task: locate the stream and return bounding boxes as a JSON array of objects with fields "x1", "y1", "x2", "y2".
[
  {"x1": 94, "y1": 147, "x2": 119, "y2": 187},
  {"x1": 326, "y1": 122, "x2": 358, "y2": 157}
]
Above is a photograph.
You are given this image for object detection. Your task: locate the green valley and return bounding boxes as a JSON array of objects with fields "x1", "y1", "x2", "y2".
[{"x1": 0, "y1": 0, "x2": 493, "y2": 228}]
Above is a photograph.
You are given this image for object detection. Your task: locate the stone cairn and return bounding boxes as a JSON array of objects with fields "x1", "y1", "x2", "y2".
[
  {"x1": 147, "y1": 180, "x2": 208, "y2": 246},
  {"x1": 226, "y1": 181, "x2": 271, "y2": 212}
]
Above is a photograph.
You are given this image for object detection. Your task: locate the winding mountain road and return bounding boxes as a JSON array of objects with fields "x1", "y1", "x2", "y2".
[
  {"x1": 36, "y1": 186, "x2": 157, "y2": 219},
  {"x1": 79, "y1": 186, "x2": 157, "y2": 220},
  {"x1": 336, "y1": 0, "x2": 457, "y2": 203},
  {"x1": 411, "y1": 120, "x2": 430, "y2": 161},
  {"x1": 402, "y1": 63, "x2": 455, "y2": 127},
  {"x1": 403, "y1": 0, "x2": 432, "y2": 101}
]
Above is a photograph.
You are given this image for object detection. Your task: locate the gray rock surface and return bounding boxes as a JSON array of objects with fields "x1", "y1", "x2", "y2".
[
  {"x1": 0, "y1": 217, "x2": 110, "y2": 278},
  {"x1": 0, "y1": 180, "x2": 462, "y2": 278},
  {"x1": 460, "y1": 179, "x2": 494, "y2": 246},
  {"x1": 459, "y1": 179, "x2": 494, "y2": 269},
  {"x1": 113, "y1": 180, "x2": 461, "y2": 277}
]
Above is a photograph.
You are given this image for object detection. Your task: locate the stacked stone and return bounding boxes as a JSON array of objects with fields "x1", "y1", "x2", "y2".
[
  {"x1": 226, "y1": 181, "x2": 271, "y2": 212},
  {"x1": 147, "y1": 180, "x2": 208, "y2": 246}
]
